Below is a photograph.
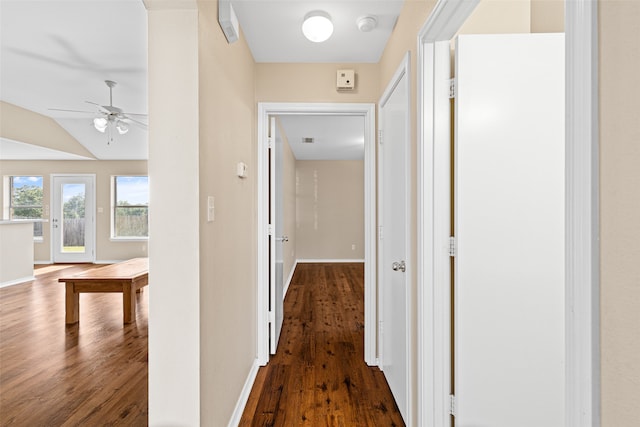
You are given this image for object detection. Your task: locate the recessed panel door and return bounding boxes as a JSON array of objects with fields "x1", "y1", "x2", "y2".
[
  {"x1": 269, "y1": 117, "x2": 285, "y2": 354},
  {"x1": 379, "y1": 55, "x2": 411, "y2": 423}
]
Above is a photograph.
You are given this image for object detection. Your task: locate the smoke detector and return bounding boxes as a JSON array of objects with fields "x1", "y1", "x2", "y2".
[{"x1": 357, "y1": 15, "x2": 378, "y2": 32}]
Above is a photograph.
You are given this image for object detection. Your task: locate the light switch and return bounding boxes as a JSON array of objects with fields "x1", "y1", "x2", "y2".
[
  {"x1": 237, "y1": 162, "x2": 247, "y2": 178},
  {"x1": 207, "y1": 196, "x2": 215, "y2": 222}
]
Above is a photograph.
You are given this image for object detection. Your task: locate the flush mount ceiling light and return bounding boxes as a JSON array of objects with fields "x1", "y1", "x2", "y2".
[
  {"x1": 302, "y1": 11, "x2": 333, "y2": 43},
  {"x1": 357, "y1": 15, "x2": 378, "y2": 32}
]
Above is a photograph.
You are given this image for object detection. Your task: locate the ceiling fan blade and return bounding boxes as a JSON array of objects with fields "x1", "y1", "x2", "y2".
[
  {"x1": 122, "y1": 112, "x2": 148, "y2": 117},
  {"x1": 85, "y1": 100, "x2": 101, "y2": 106},
  {"x1": 49, "y1": 108, "x2": 95, "y2": 114},
  {"x1": 122, "y1": 116, "x2": 148, "y2": 129}
]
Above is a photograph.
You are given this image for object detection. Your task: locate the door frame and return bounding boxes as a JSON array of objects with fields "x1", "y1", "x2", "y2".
[
  {"x1": 256, "y1": 102, "x2": 377, "y2": 366},
  {"x1": 378, "y1": 52, "x2": 413, "y2": 424},
  {"x1": 50, "y1": 173, "x2": 96, "y2": 263},
  {"x1": 416, "y1": 1, "x2": 600, "y2": 426}
]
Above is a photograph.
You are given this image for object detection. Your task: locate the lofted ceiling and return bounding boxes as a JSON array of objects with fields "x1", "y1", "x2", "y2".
[{"x1": 0, "y1": 0, "x2": 404, "y2": 161}]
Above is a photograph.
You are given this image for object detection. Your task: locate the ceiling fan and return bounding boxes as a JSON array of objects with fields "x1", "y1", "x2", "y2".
[{"x1": 50, "y1": 80, "x2": 147, "y2": 144}]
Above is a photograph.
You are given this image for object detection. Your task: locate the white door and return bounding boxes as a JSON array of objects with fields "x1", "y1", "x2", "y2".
[
  {"x1": 269, "y1": 117, "x2": 285, "y2": 354},
  {"x1": 378, "y1": 54, "x2": 411, "y2": 423},
  {"x1": 454, "y1": 33, "x2": 565, "y2": 426},
  {"x1": 51, "y1": 175, "x2": 95, "y2": 263}
]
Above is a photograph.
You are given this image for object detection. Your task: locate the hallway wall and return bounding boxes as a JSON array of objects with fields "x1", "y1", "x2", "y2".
[
  {"x1": 198, "y1": 1, "x2": 258, "y2": 426},
  {"x1": 296, "y1": 160, "x2": 365, "y2": 260},
  {"x1": 599, "y1": 1, "x2": 640, "y2": 424},
  {"x1": 256, "y1": 63, "x2": 379, "y2": 103}
]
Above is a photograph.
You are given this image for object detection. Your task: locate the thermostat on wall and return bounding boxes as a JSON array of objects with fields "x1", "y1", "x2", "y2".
[{"x1": 337, "y1": 69, "x2": 355, "y2": 91}]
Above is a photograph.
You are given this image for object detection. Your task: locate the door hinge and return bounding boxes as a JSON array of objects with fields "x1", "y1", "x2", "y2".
[
  {"x1": 448, "y1": 236, "x2": 456, "y2": 257},
  {"x1": 378, "y1": 129, "x2": 384, "y2": 145},
  {"x1": 378, "y1": 225, "x2": 384, "y2": 240},
  {"x1": 449, "y1": 394, "x2": 456, "y2": 416},
  {"x1": 268, "y1": 310, "x2": 275, "y2": 324},
  {"x1": 268, "y1": 224, "x2": 274, "y2": 235},
  {"x1": 267, "y1": 137, "x2": 274, "y2": 149},
  {"x1": 448, "y1": 78, "x2": 456, "y2": 99}
]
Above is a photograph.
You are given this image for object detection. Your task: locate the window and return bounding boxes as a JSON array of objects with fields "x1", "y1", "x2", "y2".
[
  {"x1": 112, "y1": 176, "x2": 149, "y2": 239},
  {"x1": 8, "y1": 176, "x2": 44, "y2": 238}
]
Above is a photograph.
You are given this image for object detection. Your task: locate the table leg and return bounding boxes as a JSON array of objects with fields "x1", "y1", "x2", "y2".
[
  {"x1": 123, "y1": 282, "x2": 136, "y2": 323},
  {"x1": 65, "y1": 282, "x2": 79, "y2": 324}
]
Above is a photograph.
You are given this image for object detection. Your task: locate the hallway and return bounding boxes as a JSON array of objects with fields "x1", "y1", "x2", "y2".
[{"x1": 240, "y1": 263, "x2": 404, "y2": 426}]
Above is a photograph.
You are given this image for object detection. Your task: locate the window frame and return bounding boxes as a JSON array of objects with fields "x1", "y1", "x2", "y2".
[
  {"x1": 5, "y1": 175, "x2": 45, "y2": 241},
  {"x1": 111, "y1": 175, "x2": 149, "y2": 241}
]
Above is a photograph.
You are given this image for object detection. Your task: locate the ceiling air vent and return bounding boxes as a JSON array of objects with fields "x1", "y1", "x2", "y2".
[{"x1": 302, "y1": 137, "x2": 314, "y2": 144}]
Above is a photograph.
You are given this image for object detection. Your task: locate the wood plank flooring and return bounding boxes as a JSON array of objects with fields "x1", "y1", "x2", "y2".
[
  {"x1": 0, "y1": 264, "x2": 148, "y2": 426},
  {"x1": 240, "y1": 263, "x2": 405, "y2": 427}
]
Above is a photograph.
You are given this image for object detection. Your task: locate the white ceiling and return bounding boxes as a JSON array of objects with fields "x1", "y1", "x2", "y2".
[
  {"x1": 278, "y1": 115, "x2": 364, "y2": 160},
  {"x1": 232, "y1": 0, "x2": 404, "y2": 63},
  {"x1": 0, "y1": 0, "x2": 402, "y2": 161}
]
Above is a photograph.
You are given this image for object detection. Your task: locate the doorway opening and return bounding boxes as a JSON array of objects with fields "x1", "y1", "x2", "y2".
[{"x1": 257, "y1": 103, "x2": 377, "y2": 366}]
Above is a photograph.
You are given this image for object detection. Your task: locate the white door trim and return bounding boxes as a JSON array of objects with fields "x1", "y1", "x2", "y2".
[
  {"x1": 50, "y1": 173, "x2": 96, "y2": 263},
  {"x1": 256, "y1": 102, "x2": 377, "y2": 366},
  {"x1": 378, "y1": 52, "x2": 413, "y2": 425},
  {"x1": 416, "y1": 1, "x2": 600, "y2": 426}
]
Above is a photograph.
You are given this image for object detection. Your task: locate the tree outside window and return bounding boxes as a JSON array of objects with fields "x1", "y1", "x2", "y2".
[
  {"x1": 113, "y1": 176, "x2": 149, "y2": 238},
  {"x1": 10, "y1": 176, "x2": 44, "y2": 238}
]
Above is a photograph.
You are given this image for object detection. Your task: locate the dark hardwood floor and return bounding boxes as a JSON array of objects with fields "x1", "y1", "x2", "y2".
[
  {"x1": 0, "y1": 264, "x2": 148, "y2": 426},
  {"x1": 240, "y1": 263, "x2": 405, "y2": 427}
]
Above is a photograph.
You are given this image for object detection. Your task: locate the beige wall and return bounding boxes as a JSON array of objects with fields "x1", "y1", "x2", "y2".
[
  {"x1": 599, "y1": 1, "x2": 640, "y2": 425},
  {"x1": 279, "y1": 119, "x2": 297, "y2": 281},
  {"x1": 256, "y1": 63, "x2": 379, "y2": 103},
  {"x1": 0, "y1": 101, "x2": 95, "y2": 159},
  {"x1": 296, "y1": 160, "x2": 365, "y2": 261},
  {"x1": 197, "y1": 1, "x2": 258, "y2": 425},
  {"x1": 531, "y1": 0, "x2": 564, "y2": 32},
  {"x1": 147, "y1": 2, "x2": 201, "y2": 425},
  {"x1": 0, "y1": 160, "x2": 148, "y2": 262},
  {"x1": 460, "y1": 0, "x2": 531, "y2": 34}
]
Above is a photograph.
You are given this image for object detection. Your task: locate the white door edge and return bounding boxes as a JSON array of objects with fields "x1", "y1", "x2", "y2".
[
  {"x1": 256, "y1": 102, "x2": 377, "y2": 366},
  {"x1": 378, "y1": 51, "x2": 412, "y2": 425},
  {"x1": 415, "y1": 1, "x2": 600, "y2": 426}
]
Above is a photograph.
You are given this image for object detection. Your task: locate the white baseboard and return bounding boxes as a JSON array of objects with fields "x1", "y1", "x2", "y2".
[
  {"x1": 0, "y1": 276, "x2": 35, "y2": 289},
  {"x1": 283, "y1": 260, "x2": 298, "y2": 299},
  {"x1": 34, "y1": 261, "x2": 53, "y2": 265},
  {"x1": 296, "y1": 259, "x2": 365, "y2": 263},
  {"x1": 227, "y1": 358, "x2": 260, "y2": 427},
  {"x1": 94, "y1": 260, "x2": 126, "y2": 265}
]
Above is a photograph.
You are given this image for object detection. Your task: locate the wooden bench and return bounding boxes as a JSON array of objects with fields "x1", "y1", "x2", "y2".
[{"x1": 58, "y1": 258, "x2": 148, "y2": 324}]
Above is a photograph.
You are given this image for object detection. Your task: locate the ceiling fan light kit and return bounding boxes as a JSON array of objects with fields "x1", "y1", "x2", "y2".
[
  {"x1": 52, "y1": 79, "x2": 147, "y2": 145},
  {"x1": 302, "y1": 11, "x2": 333, "y2": 43}
]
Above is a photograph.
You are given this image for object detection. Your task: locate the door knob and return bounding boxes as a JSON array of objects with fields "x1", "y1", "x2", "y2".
[{"x1": 392, "y1": 261, "x2": 406, "y2": 272}]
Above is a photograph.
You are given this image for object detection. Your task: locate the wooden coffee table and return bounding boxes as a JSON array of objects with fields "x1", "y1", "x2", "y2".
[{"x1": 58, "y1": 257, "x2": 149, "y2": 324}]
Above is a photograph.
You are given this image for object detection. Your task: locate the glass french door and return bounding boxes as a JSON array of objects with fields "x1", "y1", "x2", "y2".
[{"x1": 51, "y1": 175, "x2": 95, "y2": 263}]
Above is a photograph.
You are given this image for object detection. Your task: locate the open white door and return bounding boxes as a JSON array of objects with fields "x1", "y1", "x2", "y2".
[
  {"x1": 51, "y1": 174, "x2": 95, "y2": 263},
  {"x1": 378, "y1": 53, "x2": 411, "y2": 424},
  {"x1": 269, "y1": 117, "x2": 285, "y2": 354},
  {"x1": 454, "y1": 33, "x2": 565, "y2": 426}
]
